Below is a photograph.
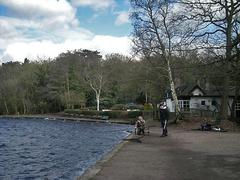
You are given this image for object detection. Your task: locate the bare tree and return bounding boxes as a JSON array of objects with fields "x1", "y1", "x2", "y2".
[
  {"x1": 82, "y1": 50, "x2": 105, "y2": 111},
  {"x1": 130, "y1": 0, "x2": 191, "y2": 121},
  {"x1": 84, "y1": 68, "x2": 104, "y2": 111},
  {"x1": 182, "y1": 0, "x2": 240, "y2": 120}
]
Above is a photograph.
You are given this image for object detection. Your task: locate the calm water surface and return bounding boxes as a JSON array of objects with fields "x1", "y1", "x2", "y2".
[{"x1": 0, "y1": 118, "x2": 133, "y2": 179}]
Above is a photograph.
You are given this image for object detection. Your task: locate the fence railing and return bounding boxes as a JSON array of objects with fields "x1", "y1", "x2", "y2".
[
  {"x1": 142, "y1": 108, "x2": 218, "y2": 121},
  {"x1": 183, "y1": 108, "x2": 219, "y2": 118}
]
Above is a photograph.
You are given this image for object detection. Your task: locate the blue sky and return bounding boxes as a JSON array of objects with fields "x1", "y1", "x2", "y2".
[
  {"x1": 0, "y1": 0, "x2": 132, "y2": 62},
  {"x1": 76, "y1": 0, "x2": 131, "y2": 36}
]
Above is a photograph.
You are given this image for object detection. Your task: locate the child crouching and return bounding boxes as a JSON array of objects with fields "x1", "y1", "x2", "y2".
[{"x1": 135, "y1": 116, "x2": 146, "y2": 135}]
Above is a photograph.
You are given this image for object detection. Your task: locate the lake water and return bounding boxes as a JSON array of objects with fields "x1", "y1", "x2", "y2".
[{"x1": 0, "y1": 118, "x2": 133, "y2": 179}]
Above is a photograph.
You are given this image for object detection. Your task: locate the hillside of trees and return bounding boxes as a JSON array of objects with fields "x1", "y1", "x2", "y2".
[
  {"x1": 0, "y1": 50, "x2": 161, "y2": 114},
  {"x1": 1, "y1": 48, "x2": 238, "y2": 117}
]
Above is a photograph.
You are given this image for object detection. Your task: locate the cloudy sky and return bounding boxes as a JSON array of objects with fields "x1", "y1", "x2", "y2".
[{"x1": 0, "y1": 0, "x2": 132, "y2": 62}]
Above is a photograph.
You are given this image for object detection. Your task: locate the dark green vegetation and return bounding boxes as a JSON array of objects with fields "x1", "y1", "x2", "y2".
[
  {"x1": 0, "y1": 48, "x2": 238, "y2": 119},
  {"x1": 64, "y1": 109, "x2": 144, "y2": 119},
  {"x1": 0, "y1": 50, "x2": 163, "y2": 115}
]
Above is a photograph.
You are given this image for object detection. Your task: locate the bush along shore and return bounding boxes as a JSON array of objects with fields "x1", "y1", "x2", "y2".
[
  {"x1": 64, "y1": 109, "x2": 154, "y2": 124},
  {"x1": 0, "y1": 111, "x2": 144, "y2": 125}
]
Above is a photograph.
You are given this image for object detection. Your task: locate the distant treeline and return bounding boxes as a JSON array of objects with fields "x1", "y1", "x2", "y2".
[{"x1": 0, "y1": 49, "x2": 238, "y2": 115}]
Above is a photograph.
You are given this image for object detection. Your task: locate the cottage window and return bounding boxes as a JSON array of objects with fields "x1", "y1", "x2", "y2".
[
  {"x1": 236, "y1": 101, "x2": 240, "y2": 118},
  {"x1": 178, "y1": 100, "x2": 190, "y2": 111},
  {"x1": 236, "y1": 102, "x2": 240, "y2": 111},
  {"x1": 201, "y1": 100, "x2": 205, "y2": 105}
]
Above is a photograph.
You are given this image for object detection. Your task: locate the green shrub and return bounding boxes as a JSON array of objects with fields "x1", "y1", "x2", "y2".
[
  {"x1": 111, "y1": 104, "x2": 127, "y2": 110},
  {"x1": 64, "y1": 109, "x2": 146, "y2": 119},
  {"x1": 127, "y1": 111, "x2": 142, "y2": 118},
  {"x1": 126, "y1": 104, "x2": 144, "y2": 110},
  {"x1": 64, "y1": 109, "x2": 78, "y2": 114},
  {"x1": 88, "y1": 106, "x2": 97, "y2": 110},
  {"x1": 144, "y1": 103, "x2": 153, "y2": 111},
  {"x1": 64, "y1": 109, "x2": 101, "y2": 116},
  {"x1": 100, "y1": 97, "x2": 115, "y2": 109},
  {"x1": 101, "y1": 110, "x2": 128, "y2": 118}
]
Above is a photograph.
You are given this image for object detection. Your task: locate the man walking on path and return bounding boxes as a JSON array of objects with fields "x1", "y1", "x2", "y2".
[{"x1": 159, "y1": 102, "x2": 169, "y2": 137}]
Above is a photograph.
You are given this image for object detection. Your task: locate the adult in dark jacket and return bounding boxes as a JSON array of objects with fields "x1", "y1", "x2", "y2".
[{"x1": 159, "y1": 102, "x2": 169, "y2": 137}]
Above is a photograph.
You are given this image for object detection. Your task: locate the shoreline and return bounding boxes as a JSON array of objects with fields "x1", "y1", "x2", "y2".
[
  {"x1": 0, "y1": 114, "x2": 132, "y2": 125},
  {"x1": 77, "y1": 133, "x2": 134, "y2": 180}
]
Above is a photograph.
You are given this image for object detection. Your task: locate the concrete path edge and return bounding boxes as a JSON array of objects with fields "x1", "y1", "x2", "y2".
[{"x1": 77, "y1": 133, "x2": 134, "y2": 180}]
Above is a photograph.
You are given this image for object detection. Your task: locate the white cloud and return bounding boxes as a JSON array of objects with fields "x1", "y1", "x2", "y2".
[
  {"x1": 0, "y1": 0, "x2": 75, "y2": 19},
  {"x1": 0, "y1": 0, "x2": 132, "y2": 62},
  {"x1": 0, "y1": 0, "x2": 78, "y2": 31},
  {"x1": 0, "y1": 0, "x2": 79, "y2": 55},
  {"x1": 115, "y1": 11, "x2": 130, "y2": 26},
  {"x1": 0, "y1": 35, "x2": 132, "y2": 62},
  {"x1": 71, "y1": 0, "x2": 115, "y2": 10},
  {"x1": 0, "y1": 15, "x2": 80, "y2": 49},
  {"x1": 0, "y1": 17, "x2": 20, "y2": 40},
  {"x1": 92, "y1": 35, "x2": 131, "y2": 55},
  {"x1": 0, "y1": 16, "x2": 39, "y2": 38},
  {"x1": 2, "y1": 41, "x2": 64, "y2": 62}
]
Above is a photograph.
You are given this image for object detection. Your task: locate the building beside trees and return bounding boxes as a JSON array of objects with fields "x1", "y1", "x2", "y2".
[{"x1": 165, "y1": 84, "x2": 240, "y2": 119}]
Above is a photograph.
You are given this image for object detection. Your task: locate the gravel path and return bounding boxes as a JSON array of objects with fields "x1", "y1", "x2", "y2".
[{"x1": 90, "y1": 126, "x2": 240, "y2": 180}]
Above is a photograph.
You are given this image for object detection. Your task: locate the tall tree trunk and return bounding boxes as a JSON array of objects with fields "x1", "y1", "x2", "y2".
[
  {"x1": 96, "y1": 93, "x2": 100, "y2": 111},
  {"x1": 221, "y1": 1, "x2": 233, "y2": 120},
  {"x1": 26, "y1": 100, "x2": 29, "y2": 114},
  {"x1": 89, "y1": 81, "x2": 102, "y2": 111},
  {"x1": 22, "y1": 99, "x2": 26, "y2": 114},
  {"x1": 220, "y1": 9, "x2": 232, "y2": 121},
  {"x1": 153, "y1": 101, "x2": 158, "y2": 120},
  {"x1": 15, "y1": 104, "x2": 18, "y2": 115},
  {"x1": 66, "y1": 74, "x2": 70, "y2": 109},
  {"x1": 166, "y1": 58, "x2": 181, "y2": 122},
  {"x1": 145, "y1": 91, "x2": 148, "y2": 103},
  {"x1": 220, "y1": 68, "x2": 229, "y2": 120},
  {"x1": 4, "y1": 99, "x2": 9, "y2": 114}
]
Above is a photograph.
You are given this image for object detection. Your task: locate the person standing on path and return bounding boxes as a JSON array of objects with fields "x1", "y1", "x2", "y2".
[{"x1": 159, "y1": 102, "x2": 169, "y2": 137}]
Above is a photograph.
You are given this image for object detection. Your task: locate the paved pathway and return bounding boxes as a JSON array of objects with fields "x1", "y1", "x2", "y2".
[{"x1": 90, "y1": 126, "x2": 240, "y2": 180}]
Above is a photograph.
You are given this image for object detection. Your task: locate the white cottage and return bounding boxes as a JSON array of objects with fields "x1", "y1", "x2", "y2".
[{"x1": 165, "y1": 85, "x2": 240, "y2": 118}]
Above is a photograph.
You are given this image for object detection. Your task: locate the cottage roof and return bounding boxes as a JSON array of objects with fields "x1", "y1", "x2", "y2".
[{"x1": 165, "y1": 84, "x2": 236, "y2": 98}]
